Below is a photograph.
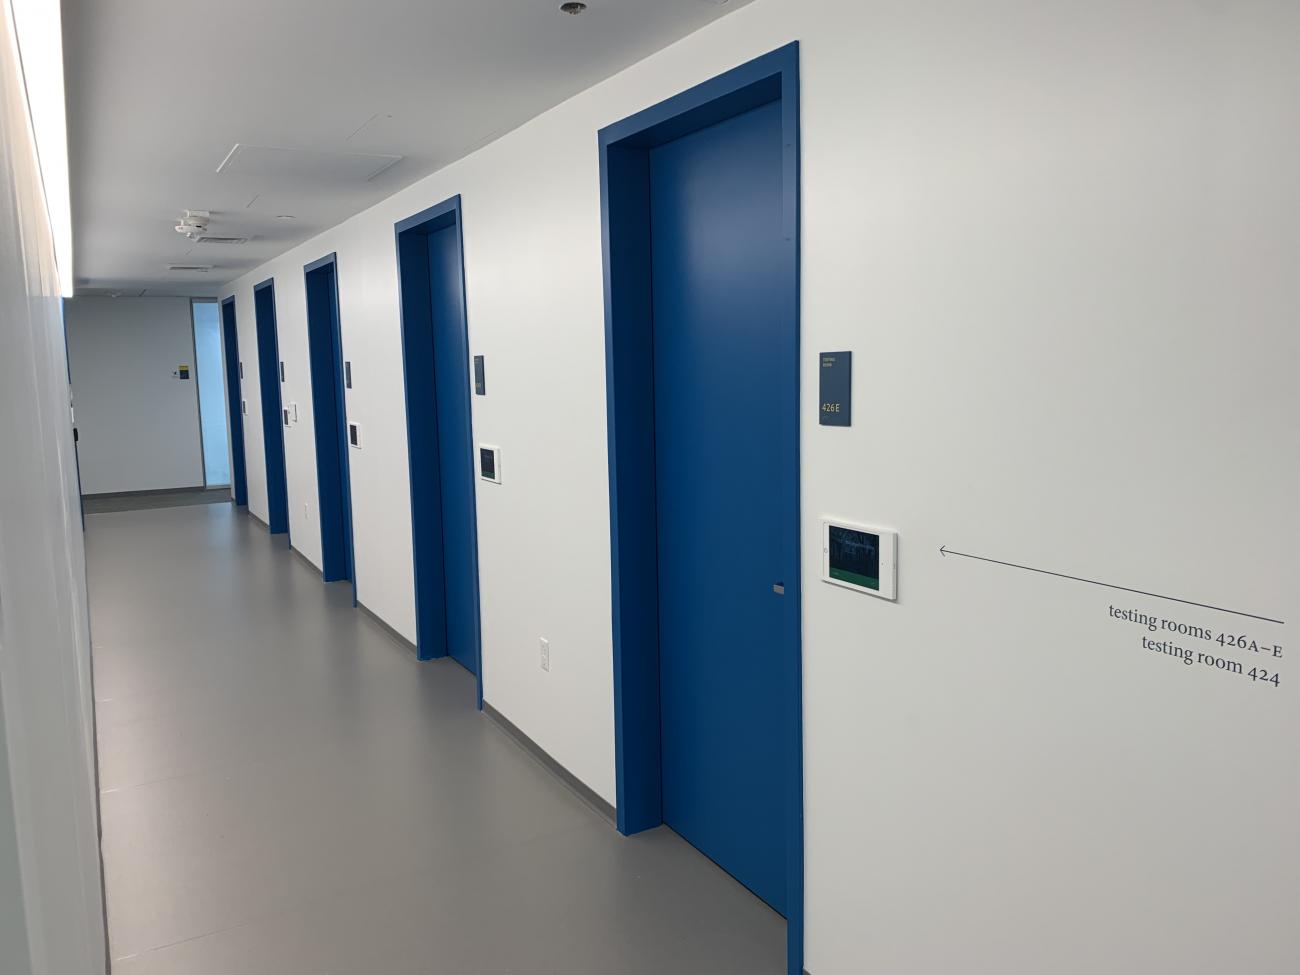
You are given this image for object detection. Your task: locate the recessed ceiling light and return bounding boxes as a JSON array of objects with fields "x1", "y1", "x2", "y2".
[{"x1": 559, "y1": 2, "x2": 587, "y2": 14}]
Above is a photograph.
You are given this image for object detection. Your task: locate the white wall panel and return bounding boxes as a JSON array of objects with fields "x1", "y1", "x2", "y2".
[
  {"x1": 0, "y1": 5, "x2": 107, "y2": 972},
  {"x1": 225, "y1": 2, "x2": 1300, "y2": 972},
  {"x1": 65, "y1": 296, "x2": 205, "y2": 495}
]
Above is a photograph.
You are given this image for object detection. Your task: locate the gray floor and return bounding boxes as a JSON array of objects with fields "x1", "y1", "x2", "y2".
[
  {"x1": 86, "y1": 504, "x2": 784, "y2": 974},
  {"x1": 83, "y1": 487, "x2": 231, "y2": 514}
]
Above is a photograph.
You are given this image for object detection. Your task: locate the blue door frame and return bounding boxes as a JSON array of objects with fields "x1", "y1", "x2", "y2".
[
  {"x1": 220, "y1": 296, "x2": 248, "y2": 506},
  {"x1": 253, "y1": 278, "x2": 290, "y2": 536},
  {"x1": 61, "y1": 301, "x2": 85, "y2": 528},
  {"x1": 304, "y1": 254, "x2": 357, "y2": 601},
  {"x1": 394, "y1": 195, "x2": 484, "y2": 707},
  {"x1": 598, "y1": 43, "x2": 802, "y2": 973}
]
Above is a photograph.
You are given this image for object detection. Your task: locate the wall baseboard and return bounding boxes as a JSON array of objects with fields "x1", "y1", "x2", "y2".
[
  {"x1": 356, "y1": 601, "x2": 417, "y2": 656},
  {"x1": 288, "y1": 545, "x2": 319, "y2": 575},
  {"x1": 483, "y1": 700, "x2": 617, "y2": 827}
]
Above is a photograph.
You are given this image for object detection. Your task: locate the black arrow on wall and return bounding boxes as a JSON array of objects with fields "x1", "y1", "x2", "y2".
[{"x1": 939, "y1": 545, "x2": 1285, "y2": 625}]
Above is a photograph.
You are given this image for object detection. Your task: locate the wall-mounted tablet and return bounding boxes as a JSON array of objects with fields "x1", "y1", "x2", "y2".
[
  {"x1": 479, "y1": 444, "x2": 501, "y2": 483},
  {"x1": 821, "y1": 519, "x2": 897, "y2": 600}
]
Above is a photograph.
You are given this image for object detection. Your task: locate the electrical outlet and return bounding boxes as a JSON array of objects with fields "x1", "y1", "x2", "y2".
[{"x1": 539, "y1": 638, "x2": 550, "y2": 672}]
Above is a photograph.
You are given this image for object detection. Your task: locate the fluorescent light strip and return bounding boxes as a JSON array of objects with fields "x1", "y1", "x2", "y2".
[{"x1": 9, "y1": 0, "x2": 73, "y2": 297}]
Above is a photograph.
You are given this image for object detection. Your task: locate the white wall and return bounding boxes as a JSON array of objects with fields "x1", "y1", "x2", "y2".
[
  {"x1": 0, "y1": 4, "x2": 107, "y2": 973},
  {"x1": 226, "y1": 2, "x2": 1300, "y2": 972},
  {"x1": 65, "y1": 295, "x2": 206, "y2": 495},
  {"x1": 0, "y1": 694, "x2": 31, "y2": 972},
  {"x1": 232, "y1": 274, "x2": 324, "y2": 569}
]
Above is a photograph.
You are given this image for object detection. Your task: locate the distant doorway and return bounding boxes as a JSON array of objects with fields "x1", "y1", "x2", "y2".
[
  {"x1": 219, "y1": 297, "x2": 248, "y2": 505},
  {"x1": 304, "y1": 254, "x2": 355, "y2": 593},
  {"x1": 191, "y1": 299, "x2": 230, "y2": 488},
  {"x1": 253, "y1": 279, "x2": 289, "y2": 535}
]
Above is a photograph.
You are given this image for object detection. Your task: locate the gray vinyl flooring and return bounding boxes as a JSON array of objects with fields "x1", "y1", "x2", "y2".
[
  {"x1": 86, "y1": 503, "x2": 784, "y2": 974},
  {"x1": 83, "y1": 487, "x2": 231, "y2": 514}
]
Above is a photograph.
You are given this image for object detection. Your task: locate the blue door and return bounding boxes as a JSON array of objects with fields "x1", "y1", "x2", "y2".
[
  {"x1": 396, "y1": 200, "x2": 480, "y2": 679},
  {"x1": 427, "y1": 225, "x2": 477, "y2": 673},
  {"x1": 305, "y1": 257, "x2": 354, "y2": 586},
  {"x1": 221, "y1": 298, "x2": 248, "y2": 506},
  {"x1": 651, "y1": 100, "x2": 787, "y2": 913},
  {"x1": 254, "y1": 280, "x2": 289, "y2": 535}
]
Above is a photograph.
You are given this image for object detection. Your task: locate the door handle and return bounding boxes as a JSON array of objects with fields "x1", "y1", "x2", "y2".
[{"x1": 772, "y1": 583, "x2": 785, "y2": 595}]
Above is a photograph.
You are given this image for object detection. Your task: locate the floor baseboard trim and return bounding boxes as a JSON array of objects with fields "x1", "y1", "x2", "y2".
[
  {"x1": 288, "y1": 545, "x2": 319, "y2": 575},
  {"x1": 356, "y1": 601, "x2": 417, "y2": 656},
  {"x1": 483, "y1": 700, "x2": 617, "y2": 828}
]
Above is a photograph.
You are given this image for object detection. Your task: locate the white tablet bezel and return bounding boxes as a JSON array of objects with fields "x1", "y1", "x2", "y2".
[
  {"x1": 478, "y1": 444, "x2": 502, "y2": 483},
  {"x1": 821, "y1": 519, "x2": 897, "y2": 600}
]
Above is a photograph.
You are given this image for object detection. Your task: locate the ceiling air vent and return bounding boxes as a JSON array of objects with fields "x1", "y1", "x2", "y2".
[
  {"x1": 168, "y1": 264, "x2": 213, "y2": 272},
  {"x1": 194, "y1": 235, "x2": 249, "y2": 245}
]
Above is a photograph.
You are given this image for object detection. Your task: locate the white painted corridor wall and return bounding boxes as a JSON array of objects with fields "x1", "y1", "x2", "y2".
[
  {"x1": 65, "y1": 296, "x2": 206, "y2": 494},
  {"x1": 235, "y1": 275, "x2": 325, "y2": 570},
  {"x1": 0, "y1": 2, "x2": 106, "y2": 970},
  {"x1": 225, "y1": 1, "x2": 1300, "y2": 972}
]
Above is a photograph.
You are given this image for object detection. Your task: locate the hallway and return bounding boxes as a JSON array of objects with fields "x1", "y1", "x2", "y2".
[{"x1": 87, "y1": 504, "x2": 784, "y2": 974}]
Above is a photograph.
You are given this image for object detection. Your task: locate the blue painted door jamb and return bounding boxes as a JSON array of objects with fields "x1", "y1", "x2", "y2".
[
  {"x1": 598, "y1": 42, "x2": 803, "y2": 974},
  {"x1": 220, "y1": 296, "x2": 249, "y2": 507},
  {"x1": 253, "y1": 278, "x2": 290, "y2": 538},
  {"x1": 304, "y1": 253, "x2": 357, "y2": 604},
  {"x1": 394, "y1": 195, "x2": 485, "y2": 710}
]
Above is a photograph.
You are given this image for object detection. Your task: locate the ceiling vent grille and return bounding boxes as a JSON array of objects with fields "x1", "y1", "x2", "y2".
[
  {"x1": 76, "y1": 287, "x2": 149, "y2": 297},
  {"x1": 194, "y1": 235, "x2": 249, "y2": 245},
  {"x1": 168, "y1": 264, "x2": 213, "y2": 272}
]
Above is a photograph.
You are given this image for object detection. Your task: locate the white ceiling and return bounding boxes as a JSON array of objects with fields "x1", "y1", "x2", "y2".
[{"x1": 62, "y1": 0, "x2": 751, "y2": 297}]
